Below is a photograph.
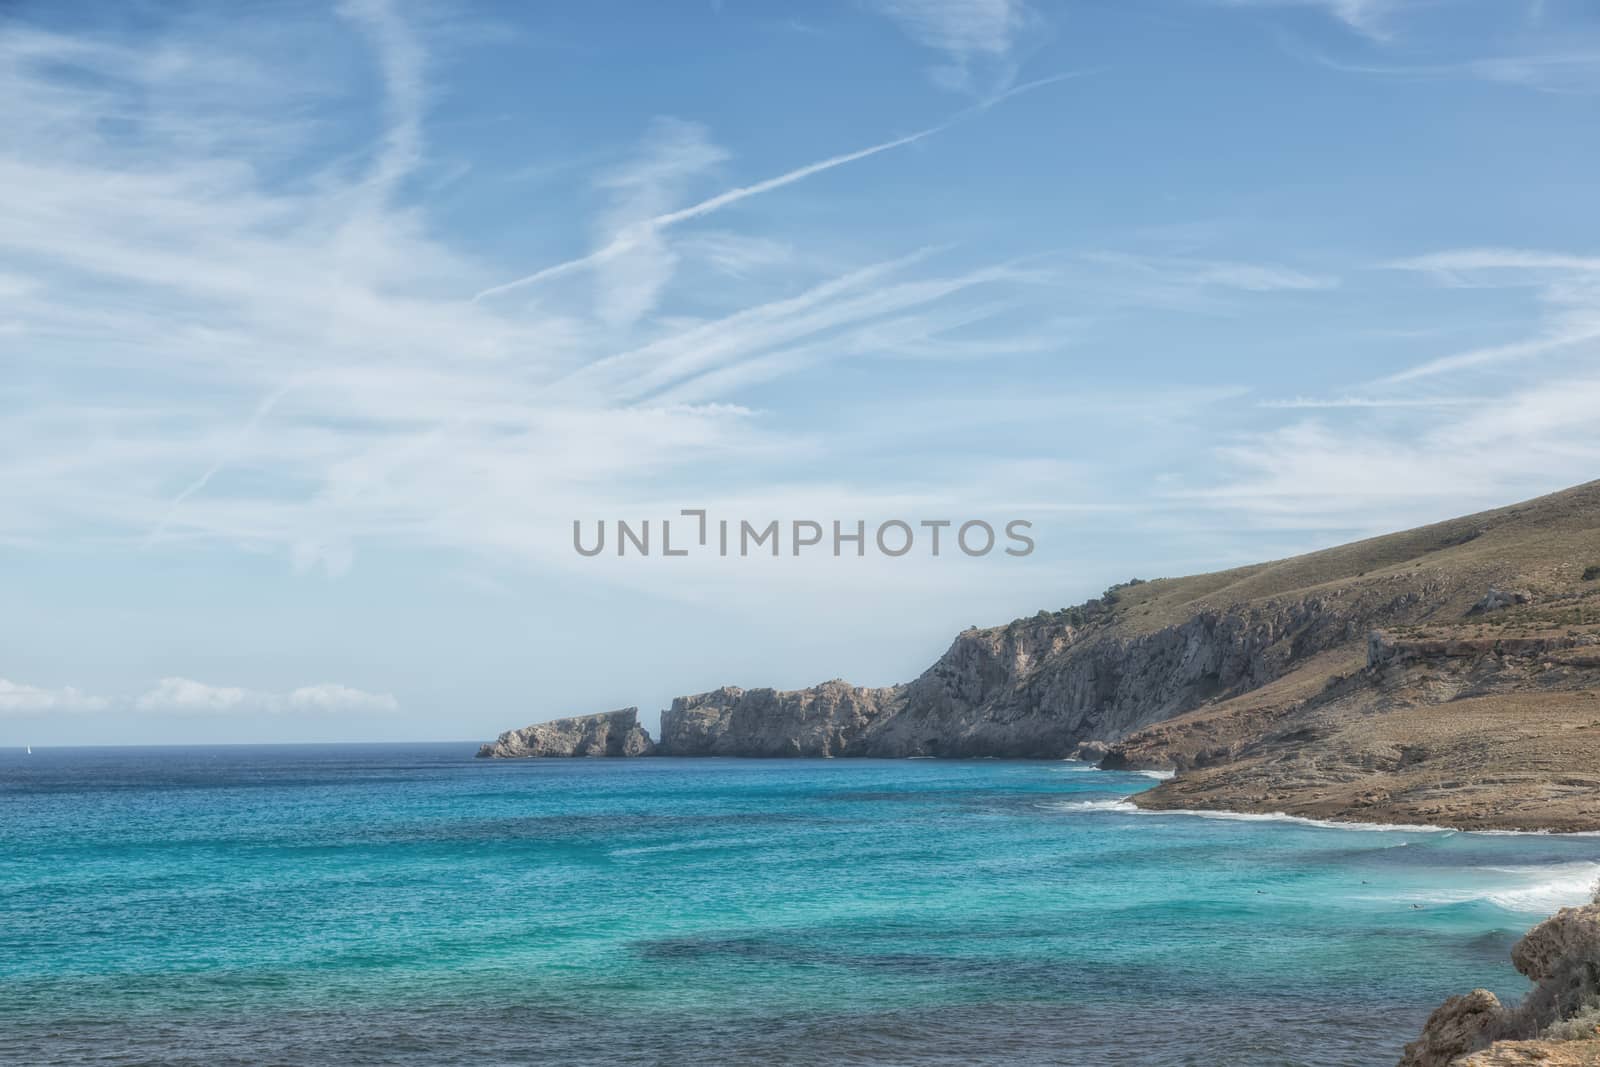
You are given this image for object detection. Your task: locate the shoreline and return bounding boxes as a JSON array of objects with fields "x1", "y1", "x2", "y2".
[{"x1": 1087, "y1": 792, "x2": 1600, "y2": 838}]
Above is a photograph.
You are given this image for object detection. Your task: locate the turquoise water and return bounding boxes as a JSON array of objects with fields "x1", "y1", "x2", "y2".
[{"x1": 4, "y1": 746, "x2": 1598, "y2": 1066}]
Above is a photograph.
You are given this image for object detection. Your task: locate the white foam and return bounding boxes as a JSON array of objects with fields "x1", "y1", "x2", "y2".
[
  {"x1": 1049, "y1": 796, "x2": 1454, "y2": 833},
  {"x1": 1374, "y1": 862, "x2": 1600, "y2": 914},
  {"x1": 1137, "y1": 769, "x2": 1176, "y2": 781},
  {"x1": 1483, "y1": 863, "x2": 1600, "y2": 912},
  {"x1": 1049, "y1": 798, "x2": 1138, "y2": 813}
]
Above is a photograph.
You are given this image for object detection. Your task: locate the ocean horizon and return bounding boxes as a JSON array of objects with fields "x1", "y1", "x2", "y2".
[{"x1": 5, "y1": 744, "x2": 1597, "y2": 1066}]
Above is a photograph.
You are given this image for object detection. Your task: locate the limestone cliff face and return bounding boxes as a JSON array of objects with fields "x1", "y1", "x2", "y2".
[
  {"x1": 656, "y1": 682, "x2": 903, "y2": 757},
  {"x1": 659, "y1": 583, "x2": 1438, "y2": 759},
  {"x1": 1400, "y1": 901, "x2": 1600, "y2": 1066},
  {"x1": 477, "y1": 708, "x2": 655, "y2": 758}
]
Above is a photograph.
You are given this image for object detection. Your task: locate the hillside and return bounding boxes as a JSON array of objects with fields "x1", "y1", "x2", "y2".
[{"x1": 488, "y1": 480, "x2": 1600, "y2": 829}]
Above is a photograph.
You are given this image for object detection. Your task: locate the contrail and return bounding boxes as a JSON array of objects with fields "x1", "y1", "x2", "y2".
[{"x1": 471, "y1": 71, "x2": 1086, "y2": 304}]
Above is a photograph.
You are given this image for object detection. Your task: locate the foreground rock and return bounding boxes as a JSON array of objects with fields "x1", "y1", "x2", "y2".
[
  {"x1": 1400, "y1": 899, "x2": 1600, "y2": 1066},
  {"x1": 1457, "y1": 1042, "x2": 1600, "y2": 1065},
  {"x1": 476, "y1": 708, "x2": 654, "y2": 758}
]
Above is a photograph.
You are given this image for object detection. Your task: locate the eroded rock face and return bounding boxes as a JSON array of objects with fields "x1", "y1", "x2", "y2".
[
  {"x1": 476, "y1": 708, "x2": 655, "y2": 758},
  {"x1": 656, "y1": 682, "x2": 902, "y2": 757},
  {"x1": 1399, "y1": 990, "x2": 1505, "y2": 1067},
  {"x1": 659, "y1": 589, "x2": 1434, "y2": 759},
  {"x1": 1400, "y1": 903, "x2": 1600, "y2": 1066}
]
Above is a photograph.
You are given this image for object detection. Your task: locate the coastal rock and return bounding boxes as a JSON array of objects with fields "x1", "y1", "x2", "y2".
[
  {"x1": 1069, "y1": 740, "x2": 1112, "y2": 762},
  {"x1": 1400, "y1": 902, "x2": 1600, "y2": 1066},
  {"x1": 657, "y1": 682, "x2": 900, "y2": 757},
  {"x1": 476, "y1": 708, "x2": 655, "y2": 758},
  {"x1": 1400, "y1": 990, "x2": 1505, "y2": 1067},
  {"x1": 1456, "y1": 1042, "x2": 1600, "y2": 1066},
  {"x1": 1513, "y1": 904, "x2": 1600, "y2": 983}
]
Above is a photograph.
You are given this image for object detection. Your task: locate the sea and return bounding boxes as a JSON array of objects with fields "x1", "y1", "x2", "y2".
[{"x1": 3, "y1": 745, "x2": 1598, "y2": 1066}]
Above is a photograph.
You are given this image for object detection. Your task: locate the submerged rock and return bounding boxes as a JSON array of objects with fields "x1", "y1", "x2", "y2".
[{"x1": 476, "y1": 707, "x2": 655, "y2": 758}]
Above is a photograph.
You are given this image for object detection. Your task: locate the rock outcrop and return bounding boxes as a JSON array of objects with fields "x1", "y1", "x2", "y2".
[
  {"x1": 1400, "y1": 899, "x2": 1600, "y2": 1066},
  {"x1": 656, "y1": 682, "x2": 901, "y2": 757},
  {"x1": 476, "y1": 708, "x2": 655, "y2": 758},
  {"x1": 1402, "y1": 991, "x2": 1508, "y2": 1067},
  {"x1": 1468, "y1": 587, "x2": 1533, "y2": 616}
]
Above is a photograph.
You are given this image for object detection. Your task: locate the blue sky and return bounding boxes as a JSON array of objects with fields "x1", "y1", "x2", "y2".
[{"x1": 4, "y1": 0, "x2": 1600, "y2": 744}]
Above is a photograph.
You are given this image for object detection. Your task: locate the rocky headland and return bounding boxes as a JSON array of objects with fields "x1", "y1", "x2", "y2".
[{"x1": 479, "y1": 479, "x2": 1600, "y2": 834}]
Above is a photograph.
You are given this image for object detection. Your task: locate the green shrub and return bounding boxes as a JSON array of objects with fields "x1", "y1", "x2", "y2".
[{"x1": 1584, "y1": 565, "x2": 1600, "y2": 581}]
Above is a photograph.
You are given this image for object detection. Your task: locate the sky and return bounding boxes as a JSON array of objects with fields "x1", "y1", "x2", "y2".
[{"x1": 3, "y1": 0, "x2": 1600, "y2": 745}]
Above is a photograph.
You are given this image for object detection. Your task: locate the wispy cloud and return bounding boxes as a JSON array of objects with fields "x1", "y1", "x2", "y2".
[
  {"x1": 134, "y1": 677, "x2": 398, "y2": 714},
  {"x1": 1312, "y1": 51, "x2": 1600, "y2": 94},
  {"x1": 1222, "y1": 0, "x2": 1405, "y2": 42},
  {"x1": 472, "y1": 120, "x2": 946, "y2": 304},
  {"x1": 0, "y1": 3, "x2": 1078, "y2": 607},
  {"x1": 1376, "y1": 247, "x2": 1600, "y2": 382},
  {"x1": 0, "y1": 678, "x2": 108, "y2": 716},
  {"x1": 1187, "y1": 373, "x2": 1600, "y2": 531},
  {"x1": 1063, "y1": 252, "x2": 1340, "y2": 314},
  {"x1": 1189, "y1": 243, "x2": 1600, "y2": 529},
  {"x1": 1259, "y1": 395, "x2": 1489, "y2": 408},
  {"x1": 870, "y1": 0, "x2": 1042, "y2": 93}
]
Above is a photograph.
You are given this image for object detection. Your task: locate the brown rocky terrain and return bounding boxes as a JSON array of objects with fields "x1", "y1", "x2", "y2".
[{"x1": 1120, "y1": 634, "x2": 1600, "y2": 832}]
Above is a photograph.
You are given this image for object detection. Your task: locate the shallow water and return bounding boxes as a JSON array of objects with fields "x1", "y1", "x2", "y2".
[{"x1": 3, "y1": 746, "x2": 1596, "y2": 1065}]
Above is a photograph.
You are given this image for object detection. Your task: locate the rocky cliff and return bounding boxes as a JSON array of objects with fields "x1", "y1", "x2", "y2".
[
  {"x1": 656, "y1": 682, "x2": 903, "y2": 757},
  {"x1": 477, "y1": 707, "x2": 654, "y2": 758},
  {"x1": 656, "y1": 581, "x2": 1450, "y2": 758},
  {"x1": 480, "y1": 480, "x2": 1600, "y2": 830},
  {"x1": 1401, "y1": 896, "x2": 1600, "y2": 1066}
]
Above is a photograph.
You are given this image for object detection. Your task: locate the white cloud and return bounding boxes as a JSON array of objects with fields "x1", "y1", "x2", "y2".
[
  {"x1": 0, "y1": 678, "x2": 108, "y2": 715},
  {"x1": 287, "y1": 684, "x2": 400, "y2": 713},
  {"x1": 1224, "y1": 0, "x2": 1404, "y2": 42},
  {"x1": 472, "y1": 119, "x2": 948, "y2": 304},
  {"x1": 1187, "y1": 244, "x2": 1600, "y2": 531},
  {"x1": 1063, "y1": 252, "x2": 1340, "y2": 314},
  {"x1": 134, "y1": 678, "x2": 399, "y2": 715},
  {"x1": 1377, "y1": 247, "x2": 1600, "y2": 382},
  {"x1": 135, "y1": 677, "x2": 249, "y2": 713},
  {"x1": 1384, "y1": 248, "x2": 1600, "y2": 274},
  {"x1": 870, "y1": 0, "x2": 1040, "y2": 93},
  {"x1": 0, "y1": 3, "x2": 1072, "y2": 607},
  {"x1": 1258, "y1": 395, "x2": 1488, "y2": 409}
]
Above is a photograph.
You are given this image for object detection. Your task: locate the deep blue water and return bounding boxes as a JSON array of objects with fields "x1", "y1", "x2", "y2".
[{"x1": 3, "y1": 745, "x2": 1598, "y2": 1066}]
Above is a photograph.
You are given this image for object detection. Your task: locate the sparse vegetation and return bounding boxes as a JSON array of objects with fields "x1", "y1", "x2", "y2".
[
  {"x1": 1584, "y1": 565, "x2": 1600, "y2": 581},
  {"x1": 1543, "y1": 1001, "x2": 1600, "y2": 1043}
]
